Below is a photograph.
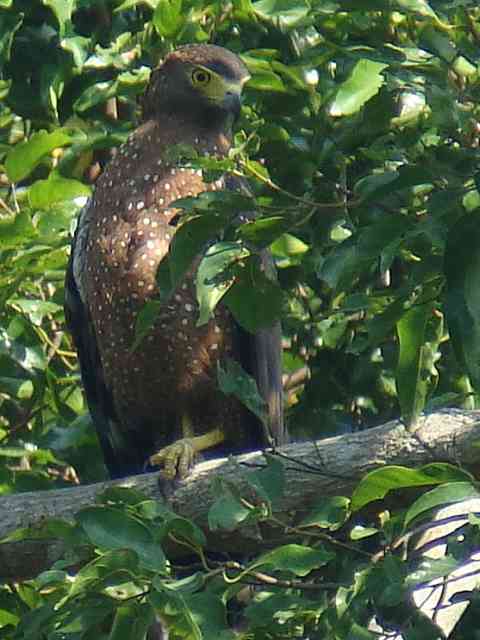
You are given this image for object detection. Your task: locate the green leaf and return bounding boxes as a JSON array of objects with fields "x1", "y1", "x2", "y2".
[
  {"x1": 5, "y1": 129, "x2": 73, "y2": 182},
  {"x1": 77, "y1": 507, "x2": 166, "y2": 571},
  {"x1": 163, "y1": 516, "x2": 206, "y2": 548},
  {"x1": 157, "y1": 215, "x2": 226, "y2": 302},
  {"x1": 74, "y1": 68, "x2": 149, "y2": 111},
  {"x1": 270, "y1": 233, "x2": 309, "y2": 258},
  {"x1": 330, "y1": 59, "x2": 388, "y2": 117},
  {"x1": 238, "y1": 216, "x2": 290, "y2": 249},
  {"x1": 217, "y1": 358, "x2": 268, "y2": 427},
  {"x1": 445, "y1": 212, "x2": 480, "y2": 392},
  {"x1": 208, "y1": 490, "x2": 252, "y2": 531},
  {"x1": 28, "y1": 175, "x2": 90, "y2": 209},
  {"x1": 351, "y1": 464, "x2": 472, "y2": 511},
  {"x1": 0, "y1": 608, "x2": 19, "y2": 629},
  {"x1": 300, "y1": 496, "x2": 350, "y2": 531},
  {"x1": 109, "y1": 603, "x2": 154, "y2": 640},
  {"x1": 149, "y1": 586, "x2": 202, "y2": 640},
  {"x1": 0, "y1": 377, "x2": 33, "y2": 399},
  {"x1": 0, "y1": 209, "x2": 35, "y2": 250},
  {"x1": 11, "y1": 299, "x2": 61, "y2": 326},
  {"x1": 224, "y1": 256, "x2": 283, "y2": 332},
  {"x1": 320, "y1": 216, "x2": 408, "y2": 292},
  {"x1": 42, "y1": 0, "x2": 74, "y2": 35},
  {"x1": 396, "y1": 302, "x2": 433, "y2": 427},
  {"x1": 0, "y1": 11, "x2": 23, "y2": 62},
  {"x1": 350, "y1": 525, "x2": 379, "y2": 540},
  {"x1": 245, "y1": 455, "x2": 285, "y2": 507},
  {"x1": 245, "y1": 592, "x2": 304, "y2": 627},
  {"x1": 254, "y1": 544, "x2": 334, "y2": 576},
  {"x1": 406, "y1": 556, "x2": 461, "y2": 589},
  {"x1": 196, "y1": 241, "x2": 250, "y2": 326},
  {"x1": 405, "y1": 482, "x2": 480, "y2": 527},
  {"x1": 132, "y1": 300, "x2": 162, "y2": 351},
  {"x1": 252, "y1": 0, "x2": 310, "y2": 29},
  {"x1": 186, "y1": 593, "x2": 234, "y2": 640},
  {"x1": 153, "y1": 0, "x2": 184, "y2": 38},
  {"x1": 68, "y1": 548, "x2": 140, "y2": 599}
]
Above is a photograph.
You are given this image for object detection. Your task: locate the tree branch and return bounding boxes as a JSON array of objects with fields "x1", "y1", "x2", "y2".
[{"x1": 1, "y1": 409, "x2": 479, "y2": 581}]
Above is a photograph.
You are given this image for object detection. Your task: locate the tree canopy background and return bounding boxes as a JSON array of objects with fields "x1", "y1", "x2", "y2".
[{"x1": 1, "y1": 0, "x2": 480, "y2": 638}]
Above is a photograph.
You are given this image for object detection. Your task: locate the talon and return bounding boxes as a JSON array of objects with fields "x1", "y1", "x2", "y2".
[{"x1": 149, "y1": 438, "x2": 196, "y2": 480}]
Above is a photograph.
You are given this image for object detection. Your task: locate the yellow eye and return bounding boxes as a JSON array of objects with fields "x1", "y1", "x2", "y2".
[{"x1": 191, "y1": 68, "x2": 211, "y2": 86}]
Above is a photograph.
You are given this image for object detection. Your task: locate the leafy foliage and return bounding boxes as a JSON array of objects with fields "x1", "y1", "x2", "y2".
[
  {"x1": 2, "y1": 459, "x2": 480, "y2": 639},
  {"x1": 1, "y1": 0, "x2": 480, "y2": 637}
]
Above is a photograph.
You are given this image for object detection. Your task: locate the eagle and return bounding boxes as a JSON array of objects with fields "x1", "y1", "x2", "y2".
[{"x1": 65, "y1": 44, "x2": 284, "y2": 480}]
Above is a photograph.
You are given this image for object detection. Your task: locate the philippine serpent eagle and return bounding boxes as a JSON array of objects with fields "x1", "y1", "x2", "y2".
[{"x1": 65, "y1": 44, "x2": 285, "y2": 479}]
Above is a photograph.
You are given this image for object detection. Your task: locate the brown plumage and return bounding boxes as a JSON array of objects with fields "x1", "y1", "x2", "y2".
[{"x1": 65, "y1": 44, "x2": 284, "y2": 479}]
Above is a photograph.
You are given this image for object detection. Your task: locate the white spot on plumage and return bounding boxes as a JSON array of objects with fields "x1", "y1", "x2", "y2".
[
  {"x1": 137, "y1": 201, "x2": 145, "y2": 210},
  {"x1": 143, "y1": 217, "x2": 150, "y2": 225}
]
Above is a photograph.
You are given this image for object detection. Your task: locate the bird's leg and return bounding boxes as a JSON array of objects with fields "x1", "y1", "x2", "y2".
[{"x1": 149, "y1": 413, "x2": 224, "y2": 479}]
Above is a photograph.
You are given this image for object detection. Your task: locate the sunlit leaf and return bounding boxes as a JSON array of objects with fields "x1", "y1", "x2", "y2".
[
  {"x1": 5, "y1": 130, "x2": 73, "y2": 182},
  {"x1": 330, "y1": 59, "x2": 388, "y2": 116},
  {"x1": 196, "y1": 241, "x2": 250, "y2": 326},
  {"x1": 28, "y1": 175, "x2": 90, "y2": 209},
  {"x1": 351, "y1": 464, "x2": 472, "y2": 511},
  {"x1": 405, "y1": 482, "x2": 480, "y2": 526},
  {"x1": 396, "y1": 302, "x2": 433, "y2": 426},
  {"x1": 254, "y1": 544, "x2": 334, "y2": 576}
]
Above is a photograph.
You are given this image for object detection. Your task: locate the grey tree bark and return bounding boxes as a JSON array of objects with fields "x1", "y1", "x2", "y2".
[{"x1": 1, "y1": 409, "x2": 479, "y2": 582}]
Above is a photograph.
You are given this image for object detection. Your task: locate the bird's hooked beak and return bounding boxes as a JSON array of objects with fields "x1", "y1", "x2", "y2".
[{"x1": 221, "y1": 75, "x2": 250, "y2": 122}]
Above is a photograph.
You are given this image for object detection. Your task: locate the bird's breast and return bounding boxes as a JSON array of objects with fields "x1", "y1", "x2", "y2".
[{"x1": 83, "y1": 126, "x2": 234, "y2": 423}]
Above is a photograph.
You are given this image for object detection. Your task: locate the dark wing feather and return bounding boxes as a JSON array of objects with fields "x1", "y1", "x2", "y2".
[
  {"x1": 64, "y1": 201, "x2": 142, "y2": 478},
  {"x1": 252, "y1": 322, "x2": 286, "y2": 447},
  {"x1": 225, "y1": 175, "x2": 286, "y2": 448}
]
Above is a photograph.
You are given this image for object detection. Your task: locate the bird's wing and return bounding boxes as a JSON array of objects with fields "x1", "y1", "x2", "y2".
[
  {"x1": 225, "y1": 176, "x2": 286, "y2": 448},
  {"x1": 64, "y1": 201, "x2": 132, "y2": 477}
]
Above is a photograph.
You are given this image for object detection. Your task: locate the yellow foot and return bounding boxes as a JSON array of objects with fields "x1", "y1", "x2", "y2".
[
  {"x1": 149, "y1": 438, "x2": 196, "y2": 480},
  {"x1": 149, "y1": 428, "x2": 225, "y2": 480}
]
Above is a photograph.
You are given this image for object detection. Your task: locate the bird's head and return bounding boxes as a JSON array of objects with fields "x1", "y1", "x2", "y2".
[{"x1": 142, "y1": 44, "x2": 250, "y2": 129}]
